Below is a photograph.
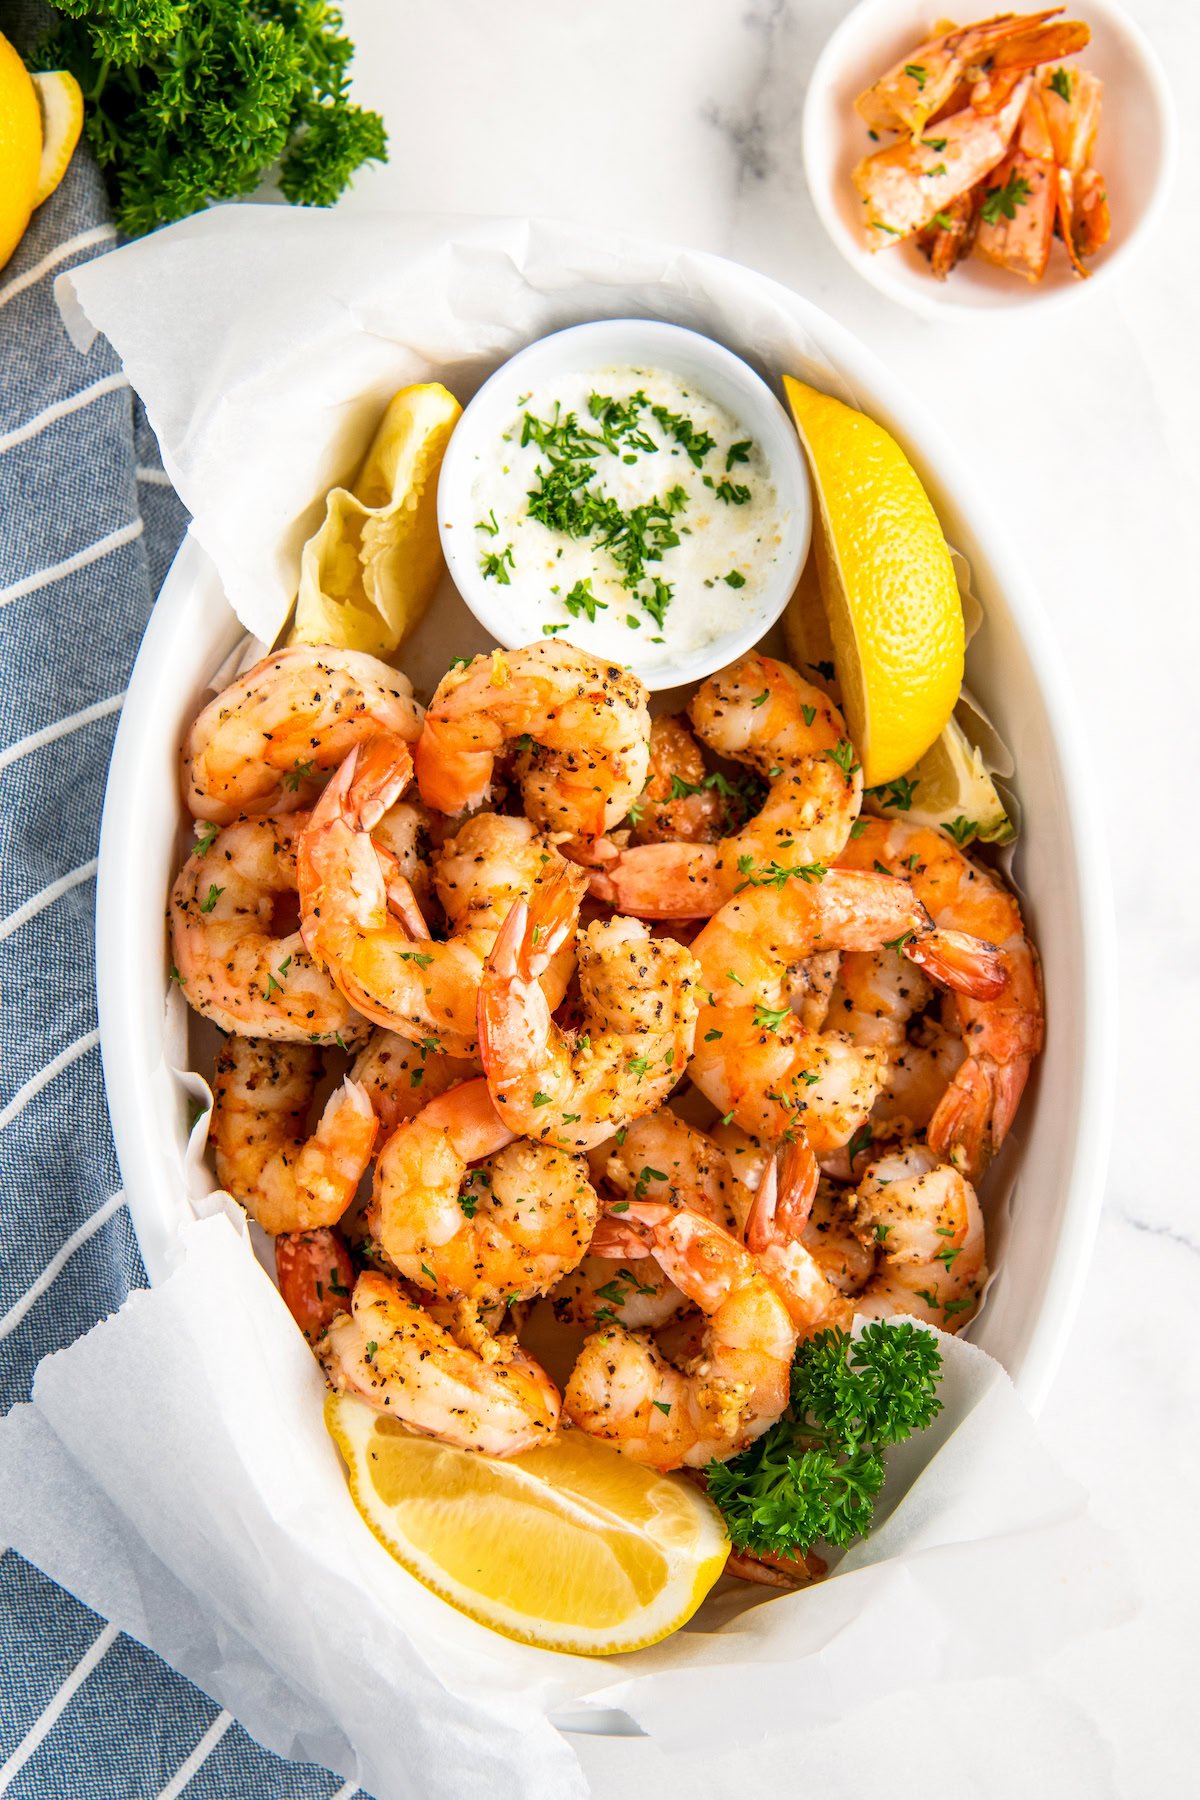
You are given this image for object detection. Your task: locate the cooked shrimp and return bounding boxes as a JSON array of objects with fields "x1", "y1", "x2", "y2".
[
  {"x1": 688, "y1": 866, "x2": 1004, "y2": 1145},
  {"x1": 827, "y1": 948, "x2": 966, "y2": 1138},
  {"x1": 854, "y1": 79, "x2": 1031, "y2": 245},
  {"x1": 854, "y1": 11, "x2": 1089, "y2": 138},
  {"x1": 711, "y1": 1120, "x2": 875, "y2": 1296},
  {"x1": 414, "y1": 641, "x2": 651, "y2": 837},
  {"x1": 587, "y1": 653, "x2": 861, "y2": 917},
  {"x1": 321, "y1": 1271, "x2": 560, "y2": 1455},
  {"x1": 837, "y1": 819, "x2": 1042, "y2": 1177},
  {"x1": 744, "y1": 1146, "x2": 852, "y2": 1337},
  {"x1": 1041, "y1": 65, "x2": 1108, "y2": 270},
  {"x1": 563, "y1": 1201, "x2": 796, "y2": 1470},
  {"x1": 183, "y1": 645, "x2": 423, "y2": 822},
  {"x1": 351, "y1": 1029, "x2": 480, "y2": 1132},
  {"x1": 298, "y1": 737, "x2": 588, "y2": 1054},
  {"x1": 171, "y1": 815, "x2": 369, "y2": 1044},
  {"x1": 974, "y1": 87, "x2": 1059, "y2": 282},
  {"x1": 852, "y1": 1143, "x2": 987, "y2": 1333},
  {"x1": 627, "y1": 713, "x2": 745, "y2": 845},
  {"x1": 554, "y1": 1109, "x2": 741, "y2": 1328},
  {"x1": 478, "y1": 868, "x2": 701, "y2": 1150},
  {"x1": 372, "y1": 1078, "x2": 598, "y2": 1304},
  {"x1": 210, "y1": 1036, "x2": 377, "y2": 1235},
  {"x1": 275, "y1": 1227, "x2": 356, "y2": 1342},
  {"x1": 432, "y1": 810, "x2": 579, "y2": 1006}
]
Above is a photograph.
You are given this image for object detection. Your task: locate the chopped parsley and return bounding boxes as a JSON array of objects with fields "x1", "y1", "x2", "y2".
[{"x1": 980, "y1": 172, "x2": 1033, "y2": 225}]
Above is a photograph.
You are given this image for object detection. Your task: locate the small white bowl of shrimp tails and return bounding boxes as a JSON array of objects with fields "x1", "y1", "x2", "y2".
[
  {"x1": 436, "y1": 319, "x2": 812, "y2": 691},
  {"x1": 802, "y1": 0, "x2": 1177, "y2": 318}
]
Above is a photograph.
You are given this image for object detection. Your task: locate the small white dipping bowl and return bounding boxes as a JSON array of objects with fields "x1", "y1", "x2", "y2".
[
  {"x1": 802, "y1": 0, "x2": 1177, "y2": 320},
  {"x1": 436, "y1": 318, "x2": 812, "y2": 690}
]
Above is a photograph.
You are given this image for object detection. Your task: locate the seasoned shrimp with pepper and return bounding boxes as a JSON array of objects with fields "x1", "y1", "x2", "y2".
[
  {"x1": 210, "y1": 1036, "x2": 377, "y2": 1235},
  {"x1": 298, "y1": 736, "x2": 588, "y2": 1053},
  {"x1": 371, "y1": 1078, "x2": 599, "y2": 1305},
  {"x1": 479, "y1": 867, "x2": 701, "y2": 1149},
  {"x1": 837, "y1": 818, "x2": 1043, "y2": 1178},
  {"x1": 688, "y1": 865, "x2": 1005, "y2": 1145},
  {"x1": 321, "y1": 1271, "x2": 561, "y2": 1455},
  {"x1": 171, "y1": 815, "x2": 369, "y2": 1044},
  {"x1": 554, "y1": 1108, "x2": 741, "y2": 1329},
  {"x1": 414, "y1": 640, "x2": 651, "y2": 837},
  {"x1": 588, "y1": 653, "x2": 861, "y2": 917},
  {"x1": 183, "y1": 644, "x2": 423, "y2": 822},
  {"x1": 564, "y1": 1201, "x2": 797, "y2": 1470}
]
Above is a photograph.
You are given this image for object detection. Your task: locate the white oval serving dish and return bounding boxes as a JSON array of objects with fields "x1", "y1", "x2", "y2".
[
  {"x1": 802, "y1": 0, "x2": 1177, "y2": 320},
  {"x1": 96, "y1": 225, "x2": 1114, "y2": 1413}
]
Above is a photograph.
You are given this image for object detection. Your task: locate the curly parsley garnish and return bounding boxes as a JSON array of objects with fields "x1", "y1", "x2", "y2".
[{"x1": 705, "y1": 1323, "x2": 943, "y2": 1558}]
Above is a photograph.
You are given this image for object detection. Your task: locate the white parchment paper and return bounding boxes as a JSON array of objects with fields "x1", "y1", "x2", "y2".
[{"x1": 0, "y1": 210, "x2": 1133, "y2": 1798}]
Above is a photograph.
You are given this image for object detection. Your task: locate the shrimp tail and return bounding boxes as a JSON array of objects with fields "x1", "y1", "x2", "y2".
[
  {"x1": 347, "y1": 733, "x2": 415, "y2": 830},
  {"x1": 908, "y1": 926, "x2": 1007, "y2": 1000},
  {"x1": 589, "y1": 1213, "x2": 655, "y2": 1258},
  {"x1": 927, "y1": 1056, "x2": 994, "y2": 1176}
]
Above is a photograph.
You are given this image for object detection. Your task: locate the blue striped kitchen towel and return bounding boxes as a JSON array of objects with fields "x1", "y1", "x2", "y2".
[{"x1": 0, "y1": 8, "x2": 372, "y2": 1796}]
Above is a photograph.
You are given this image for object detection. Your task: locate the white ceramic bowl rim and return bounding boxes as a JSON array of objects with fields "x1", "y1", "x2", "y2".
[
  {"x1": 96, "y1": 222, "x2": 1117, "y2": 1418},
  {"x1": 436, "y1": 316, "x2": 812, "y2": 691}
]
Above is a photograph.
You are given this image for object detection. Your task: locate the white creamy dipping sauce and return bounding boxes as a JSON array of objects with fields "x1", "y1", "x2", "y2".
[{"x1": 464, "y1": 365, "x2": 789, "y2": 675}]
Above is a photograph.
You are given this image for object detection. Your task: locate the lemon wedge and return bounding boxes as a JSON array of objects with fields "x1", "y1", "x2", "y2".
[
  {"x1": 0, "y1": 31, "x2": 41, "y2": 274},
  {"x1": 869, "y1": 714, "x2": 1015, "y2": 845},
  {"x1": 783, "y1": 376, "x2": 964, "y2": 787},
  {"x1": 31, "y1": 70, "x2": 83, "y2": 207},
  {"x1": 326, "y1": 1394, "x2": 730, "y2": 1655},
  {"x1": 292, "y1": 383, "x2": 461, "y2": 658}
]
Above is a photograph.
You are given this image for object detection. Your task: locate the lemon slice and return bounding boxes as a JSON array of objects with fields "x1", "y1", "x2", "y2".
[
  {"x1": 31, "y1": 70, "x2": 83, "y2": 207},
  {"x1": 783, "y1": 377, "x2": 964, "y2": 787},
  {"x1": 292, "y1": 382, "x2": 461, "y2": 658},
  {"x1": 327, "y1": 1394, "x2": 730, "y2": 1655},
  {"x1": 0, "y1": 31, "x2": 41, "y2": 273},
  {"x1": 868, "y1": 714, "x2": 1015, "y2": 845}
]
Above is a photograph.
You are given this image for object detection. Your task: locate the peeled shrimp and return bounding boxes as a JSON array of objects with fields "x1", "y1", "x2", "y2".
[
  {"x1": 837, "y1": 819, "x2": 1042, "y2": 1177},
  {"x1": 852, "y1": 1143, "x2": 987, "y2": 1333},
  {"x1": 275, "y1": 1227, "x2": 356, "y2": 1342},
  {"x1": 628, "y1": 714, "x2": 727, "y2": 845},
  {"x1": 974, "y1": 87, "x2": 1059, "y2": 282},
  {"x1": 563, "y1": 1201, "x2": 796, "y2": 1470},
  {"x1": 688, "y1": 866, "x2": 1004, "y2": 1145},
  {"x1": 855, "y1": 78, "x2": 1032, "y2": 245},
  {"x1": 210, "y1": 1036, "x2": 377, "y2": 1235},
  {"x1": 351, "y1": 1028, "x2": 480, "y2": 1133},
  {"x1": 298, "y1": 737, "x2": 587, "y2": 1054},
  {"x1": 478, "y1": 867, "x2": 701, "y2": 1150},
  {"x1": 414, "y1": 641, "x2": 651, "y2": 837},
  {"x1": 554, "y1": 1108, "x2": 741, "y2": 1329},
  {"x1": 371, "y1": 1078, "x2": 599, "y2": 1305},
  {"x1": 588, "y1": 653, "x2": 861, "y2": 917},
  {"x1": 321, "y1": 1271, "x2": 560, "y2": 1455},
  {"x1": 744, "y1": 1146, "x2": 853, "y2": 1338},
  {"x1": 854, "y1": 10, "x2": 1090, "y2": 138},
  {"x1": 183, "y1": 645, "x2": 423, "y2": 822},
  {"x1": 170, "y1": 815, "x2": 369, "y2": 1044},
  {"x1": 827, "y1": 947, "x2": 965, "y2": 1137}
]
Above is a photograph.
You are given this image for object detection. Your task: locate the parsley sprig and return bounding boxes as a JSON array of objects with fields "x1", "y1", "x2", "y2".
[
  {"x1": 705, "y1": 1323, "x2": 943, "y2": 1558},
  {"x1": 36, "y1": 0, "x2": 388, "y2": 237}
]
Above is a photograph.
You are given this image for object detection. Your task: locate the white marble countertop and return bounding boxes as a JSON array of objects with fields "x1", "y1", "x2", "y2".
[{"x1": 337, "y1": 4, "x2": 1199, "y2": 1793}]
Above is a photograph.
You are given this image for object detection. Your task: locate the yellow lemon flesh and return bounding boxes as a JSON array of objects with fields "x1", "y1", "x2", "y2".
[
  {"x1": 871, "y1": 714, "x2": 1015, "y2": 845},
  {"x1": 326, "y1": 1394, "x2": 730, "y2": 1656},
  {"x1": 0, "y1": 31, "x2": 42, "y2": 274},
  {"x1": 31, "y1": 70, "x2": 83, "y2": 207},
  {"x1": 784, "y1": 376, "x2": 964, "y2": 787},
  {"x1": 292, "y1": 382, "x2": 462, "y2": 658}
]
